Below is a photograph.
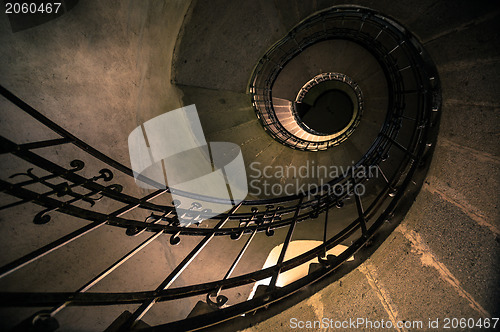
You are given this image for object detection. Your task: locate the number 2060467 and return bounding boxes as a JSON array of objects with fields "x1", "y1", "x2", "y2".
[
  {"x1": 443, "y1": 317, "x2": 498, "y2": 329},
  {"x1": 5, "y1": 2, "x2": 62, "y2": 14}
]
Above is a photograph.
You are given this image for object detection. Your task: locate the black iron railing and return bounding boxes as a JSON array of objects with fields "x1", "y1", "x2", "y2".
[
  {"x1": 291, "y1": 72, "x2": 364, "y2": 143},
  {"x1": 0, "y1": 5, "x2": 440, "y2": 331},
  {"x1": 249, "y1": 6, "x2": 440, "y2": 152}
]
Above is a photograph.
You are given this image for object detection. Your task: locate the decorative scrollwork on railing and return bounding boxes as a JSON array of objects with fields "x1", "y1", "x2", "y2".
[
  {"x1": 206, "y1": 291, "x2": 229, "y2": 310},
  {"x1": 6, "y1": 161, "x2": 120, "y2": 224},
  {"x1": 263, "y1": 204, "x2": 282, "y2": 236},
  {"x1": 8, "y1": 159, "x2": 83, "y2": 187},
  {"x1": 231, "y1": 207, "x2": 258, "y2": 240},
  {"x1": 126, "y1": 210, "x2": 174, "y2": 236}
]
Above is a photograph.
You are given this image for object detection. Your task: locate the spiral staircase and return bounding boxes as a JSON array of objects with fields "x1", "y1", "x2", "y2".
[{"x1": 0, "y1": 1, "x2": 499, "y2": 331}]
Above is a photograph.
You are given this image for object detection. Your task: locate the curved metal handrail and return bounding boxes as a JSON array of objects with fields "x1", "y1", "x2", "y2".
[{"x1": 0, "y1": 5, "x2": 440, "y2": 330}]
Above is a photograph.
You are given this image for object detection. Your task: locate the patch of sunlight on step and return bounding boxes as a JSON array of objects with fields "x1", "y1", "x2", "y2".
[{"x1": 247, "y1": 240, "x2": 354, "y2": 300}]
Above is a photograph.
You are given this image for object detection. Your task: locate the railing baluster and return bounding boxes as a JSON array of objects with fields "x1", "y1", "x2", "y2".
[
  {"x1": 208, "y1": 225, "x2": 259, "y2": 308},
  {"x1": 269, "y1": 197, "x2": 303, "y2": 289},
  {"x1": 0, "y1": 187, "x2": 166, "y2": 279},
  {"x1": 377, "y1": 165, "x2": 390, "y2": 184},
  {"x1": 322, "y1": 198, "x2": 330, "y2": 258},
  {"x1": 398, "y1": 65, "x2": 411, "y2": 72},
  {"x1": 387, "y1": 43, "x2": 400, "y2": 55},
  {"x1": 47, "y1": 230, "x2": 164, "y2": 318},
  {"x1": 353, "y1": 181, "x2": 368, "y2": 236},
  {"x1": 382, "y1": 133, "x2": 417, "y2": 160},
  {"x1": 121, "y1": 203, "x2": 243, "y2": 329}
]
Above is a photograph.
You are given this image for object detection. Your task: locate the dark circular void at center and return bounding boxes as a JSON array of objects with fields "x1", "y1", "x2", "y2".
[{"x1": 300, "y1": 89, "x2": 354, "y2": 134}]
